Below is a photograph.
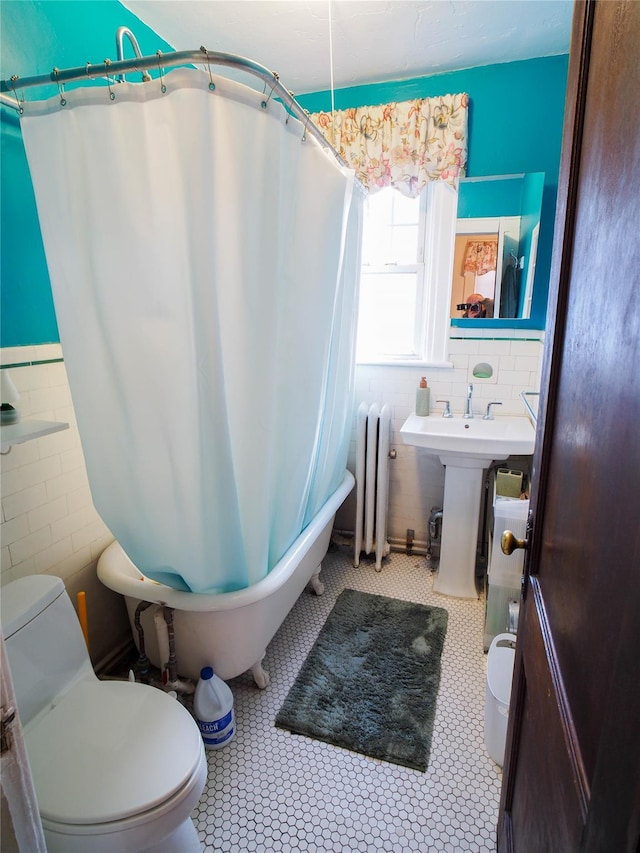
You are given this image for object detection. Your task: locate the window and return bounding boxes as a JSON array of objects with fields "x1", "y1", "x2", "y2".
[{"x1": 356, "y1": 181, "x2": 457, "y2": 365}]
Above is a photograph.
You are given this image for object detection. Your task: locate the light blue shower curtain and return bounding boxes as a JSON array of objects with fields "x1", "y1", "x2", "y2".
[{"x1": 20, "y1": 68, "x2": 362, "y2": 593}]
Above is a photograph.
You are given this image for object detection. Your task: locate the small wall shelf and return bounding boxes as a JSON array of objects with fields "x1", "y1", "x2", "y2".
[{"x1": 0, "y1": 419, "x2": 69, "y2": 453}]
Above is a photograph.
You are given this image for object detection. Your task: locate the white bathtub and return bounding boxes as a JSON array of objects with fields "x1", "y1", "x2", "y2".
[{"x1": 97, "y1": 471, "x2": 354, "y2": 688}]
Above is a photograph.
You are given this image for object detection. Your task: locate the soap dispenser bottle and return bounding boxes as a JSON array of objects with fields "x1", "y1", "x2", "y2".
[{"x1": 416, "y1": 377, "x2": 430, "y2": 416}]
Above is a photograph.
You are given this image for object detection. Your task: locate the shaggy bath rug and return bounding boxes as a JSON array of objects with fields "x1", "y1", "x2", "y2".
[{"x1": 275, "y1": 588, "x2": 448, "y2": 771}]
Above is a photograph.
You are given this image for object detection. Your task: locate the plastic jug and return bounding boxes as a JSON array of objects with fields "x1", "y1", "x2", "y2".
[{"x1": 193, "y1": 666, "x2": 235, "y2": 749}]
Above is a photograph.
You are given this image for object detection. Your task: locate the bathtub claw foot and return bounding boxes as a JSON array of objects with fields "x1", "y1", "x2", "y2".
[
  {"x1": 309, "y1": 566, "x2": 325, "y2": 596},
  {"x1": 251, "y1": 659, "x2": 270, "y2": 689}
]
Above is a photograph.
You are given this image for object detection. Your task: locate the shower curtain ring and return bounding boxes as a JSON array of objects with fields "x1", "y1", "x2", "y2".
[
  {"x1": 301, "y1": 111, "x2": 311, "y2": 142},
  {"x1": 53, "y1": 68, "x2": 66, "y2": 106},
  {"x1": 261, "y1": 73, "x2": 279, "y2": 109},
  {"x1": 199, "y1": 46, "x2": 216, "y2": 91},
  {"x1": 85, "y1": 61, "x2": 95, "y2": 80},
  {"x1": 285, "y1": 90, "x2": 294, "y2": 124},
  {"x1": 103, "y1": 60, "x2": 116, "y2": 100},
  {"x1": 9, "y1": 75, "x2": 24, "y2": 115},
  {"x1": 156, "y1": 51, "x2": 167, "y2": 93}
]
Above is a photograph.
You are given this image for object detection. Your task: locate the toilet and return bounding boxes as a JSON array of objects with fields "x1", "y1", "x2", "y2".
[{"x1": 1, "y1": 574, "x2": 207, "y2": 853}]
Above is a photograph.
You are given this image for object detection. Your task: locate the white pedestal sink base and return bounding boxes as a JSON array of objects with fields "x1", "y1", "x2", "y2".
[
  {"x1": 433, "y1": 462, "x2": 485, "y2": 599},
  {"x1": 399, "y1": 413, "x2": 535, "y2": 600}
]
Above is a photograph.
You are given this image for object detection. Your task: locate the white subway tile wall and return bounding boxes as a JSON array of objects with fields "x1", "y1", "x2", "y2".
[{"x1": 1, "y1": 345, "x2": 113, "y2": 587}]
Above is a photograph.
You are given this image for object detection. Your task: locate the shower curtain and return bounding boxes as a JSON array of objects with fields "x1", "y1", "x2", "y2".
[{"x1": 20, "y1": 68, "x2": 362, "y2": 593}]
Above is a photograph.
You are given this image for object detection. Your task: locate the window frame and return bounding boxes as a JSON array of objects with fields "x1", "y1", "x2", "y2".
[{"x1": 355, "y1": 181, "x2": 457, "y2": 367}]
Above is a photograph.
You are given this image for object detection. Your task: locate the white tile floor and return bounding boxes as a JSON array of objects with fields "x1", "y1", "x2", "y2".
[{"x1": 192, "y1": 545, "x2": 502, "y2": 852}]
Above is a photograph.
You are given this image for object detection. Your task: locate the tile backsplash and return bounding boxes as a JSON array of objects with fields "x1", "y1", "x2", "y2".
[
  {"x1": 0, "y1": 344, "x2": 129, "y2": 668},
  {"x1": 1, "y1": 332, "x2": 543, "y2": 661}
]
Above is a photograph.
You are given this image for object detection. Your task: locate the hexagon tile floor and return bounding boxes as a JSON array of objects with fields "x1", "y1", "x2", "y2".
[{"x1": 191, "y1": 544, "x2": 502, "y2": 852}]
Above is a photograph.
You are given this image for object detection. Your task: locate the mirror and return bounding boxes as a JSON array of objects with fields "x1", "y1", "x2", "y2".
[{"x1": 449, "y1": 173, "x2": 544, "y2": 320}]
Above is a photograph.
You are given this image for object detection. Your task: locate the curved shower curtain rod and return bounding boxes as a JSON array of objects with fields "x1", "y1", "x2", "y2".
[{"x1": 0, "y1": 28, "x2": 363, "y2": 190}]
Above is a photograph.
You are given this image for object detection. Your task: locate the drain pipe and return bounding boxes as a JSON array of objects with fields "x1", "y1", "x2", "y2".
[
  {"x1": 163, "y1": 607, "x2": 179, "y2": 685},
  {"x1": 153, "y1": 608, "x2": 170, "y2": 684},
  {"x1": 133, "y1": 601, "x2": 154, "y2": 683},
  {"x1": 480, "y1": 469, "x2": 494, "y2": 568},
  {"x1": 426, "y1": 508, "x2": 443, "y2": 568},
  {"x1": 152, "y1": 607, "x2": 194, "y2": 695}
]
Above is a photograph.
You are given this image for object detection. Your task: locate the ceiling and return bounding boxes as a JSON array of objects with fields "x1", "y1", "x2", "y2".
[{"x1": 121, "y1": 0, "x2": 574, "y2": 95}]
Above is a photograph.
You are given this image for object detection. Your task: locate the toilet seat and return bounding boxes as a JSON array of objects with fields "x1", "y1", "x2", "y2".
[{"x1": 26, "y1": 679, "x2": 205, "y2": 825}]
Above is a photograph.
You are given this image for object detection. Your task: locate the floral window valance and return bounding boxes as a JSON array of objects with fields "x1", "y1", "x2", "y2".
[
  {"x1": 310, "y1": 93, "x2": 468, "y2": 197},
  {"x1": 463, "y1": 240, "x2": 498, "y2": 275}
]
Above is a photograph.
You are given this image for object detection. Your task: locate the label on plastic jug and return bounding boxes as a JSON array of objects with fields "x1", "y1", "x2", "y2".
[
  {"x1": 198, "y1": 708, "x2": 233, "y2": 735},
  {"x1": 197, "y1": 708, "x2": 235, "y2": 746},
  {"x1": 198, "y1": 718, "x2": 235, "y2": 747}
]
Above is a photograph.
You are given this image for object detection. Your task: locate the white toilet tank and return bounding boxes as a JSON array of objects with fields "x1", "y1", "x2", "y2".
[{"x1": 1, "y1": 575, "x2": 95, "y2": 726}]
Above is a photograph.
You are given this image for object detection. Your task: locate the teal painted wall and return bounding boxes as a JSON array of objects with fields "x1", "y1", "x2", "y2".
[
  {"x1": 457, "y1": 177, "x2": 523, "y2": 219},
  {"x1": 1, "y1": 3, "x2": 568, "y2": 346},
  {"x1": 0, "y1": 0, "x2": 173, "y2": 347},
  {"x1": 298, "y1": 55, "x2": 569, "y2": 329}
]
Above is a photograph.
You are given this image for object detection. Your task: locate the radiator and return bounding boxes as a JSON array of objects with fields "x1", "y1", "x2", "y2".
[{"x1": 354, "y1": 402, "x2": 392, "y2": 572}]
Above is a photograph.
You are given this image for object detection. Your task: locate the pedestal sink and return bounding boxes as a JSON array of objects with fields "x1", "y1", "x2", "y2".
[{"x1": 400, "y1": 413, "x2": 535, "y2": 598}]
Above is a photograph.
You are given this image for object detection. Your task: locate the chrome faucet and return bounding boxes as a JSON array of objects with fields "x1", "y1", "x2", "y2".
[
  {"x1": 463, "y1": 383, "x2": 474, "y2": 419},
  {"x1": 483, "y1": 401, "x2": 503, "y2": 420},
  {"x1": 437, "y1": 399, "x2": 453, "y2": 418}
]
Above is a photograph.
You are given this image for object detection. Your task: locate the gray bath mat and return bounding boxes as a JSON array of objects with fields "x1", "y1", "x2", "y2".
[{"x1": 275, "y1": 588, "x2": 448, "y2": 771}]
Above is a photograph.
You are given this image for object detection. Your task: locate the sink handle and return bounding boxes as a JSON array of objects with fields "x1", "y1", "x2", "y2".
[
  {"x1": 483, "y1": 401, "x2": 503, "y2": 420},
  {"x1": 436, "y1": 400, "x2": 453, "y2": 418}
]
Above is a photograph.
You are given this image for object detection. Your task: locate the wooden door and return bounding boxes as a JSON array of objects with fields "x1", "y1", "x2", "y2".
[{"x1": 498, "y1": 2, "x2": 640, "y2": 851}]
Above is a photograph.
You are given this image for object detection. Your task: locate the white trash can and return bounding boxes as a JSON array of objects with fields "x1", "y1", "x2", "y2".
[{"x1": 484, "y1": 632, "x2": 517, "y2": 767}]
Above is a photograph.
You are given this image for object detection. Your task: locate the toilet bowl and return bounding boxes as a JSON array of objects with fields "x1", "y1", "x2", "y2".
[{"x1": 1, "y1": 574, "x2": 207, "y2": 853}]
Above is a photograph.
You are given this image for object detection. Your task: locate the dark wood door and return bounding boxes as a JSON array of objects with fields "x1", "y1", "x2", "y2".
[{"x1": 498, "y1": 2, "x2": 640, "y2": 851}]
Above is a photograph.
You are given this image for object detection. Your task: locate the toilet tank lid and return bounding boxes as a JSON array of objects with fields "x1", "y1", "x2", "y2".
[{"x1": 1, "y1": 575, "x2": 65, "y2": 640}]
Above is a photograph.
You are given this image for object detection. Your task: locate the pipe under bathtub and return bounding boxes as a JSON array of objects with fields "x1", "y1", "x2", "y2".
[{"x1": 133, "y1": 601, "x2": 153, "y2": 683}]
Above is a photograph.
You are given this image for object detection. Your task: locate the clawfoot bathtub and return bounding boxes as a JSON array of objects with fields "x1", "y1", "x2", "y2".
[{"x1": 97, "y1": 471, "x2": 354, "y2": 688}]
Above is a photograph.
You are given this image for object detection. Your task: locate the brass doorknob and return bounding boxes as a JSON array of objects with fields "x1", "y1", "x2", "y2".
[{"x1": 501, "y1": 530, "x2": 528, "y2": 555}]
